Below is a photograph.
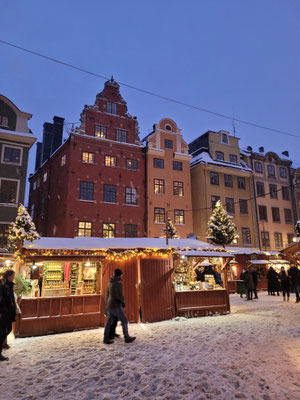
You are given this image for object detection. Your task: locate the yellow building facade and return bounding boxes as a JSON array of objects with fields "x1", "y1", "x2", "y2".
[{"x1": 144, "y1": 118, "x2": 193, "y2": 238}]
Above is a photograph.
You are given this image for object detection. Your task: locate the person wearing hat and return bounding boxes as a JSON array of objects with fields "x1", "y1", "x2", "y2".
[{"x1": 103, "y1": 269, "x2": 136, "y2": 344}]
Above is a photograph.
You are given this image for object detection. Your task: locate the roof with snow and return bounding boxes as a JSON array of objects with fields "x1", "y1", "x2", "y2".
[{"x1": 190, "y1": 151, "x2": 252, "y2": 172}]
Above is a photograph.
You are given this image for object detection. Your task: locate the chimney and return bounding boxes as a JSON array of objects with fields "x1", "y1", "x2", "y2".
[
  {"x1": 282, "y1": 151, "x2": 289, "y2": 157},
  {"x1": 51, "y1": 116, "x2": 64, "y2": 155},
  {"x1": 35, "y1": 142, "x2": 42, "y2": 170},
  {"x1": 247, "y1": 146, "x2": 253, "y2": 152},
  {"x1": 259, "y1": 146, "x2": 264, "y2": 153}
]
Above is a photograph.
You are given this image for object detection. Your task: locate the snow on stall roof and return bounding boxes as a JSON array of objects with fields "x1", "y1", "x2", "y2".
[
  {"x1": 270, "y1": 259, "x2": 290, "y2": 264},
  {"x1": 190, "y1": 151, "x2": 252, "y2": 172},
  {"x1": 179, "y1": 250, "x2": 233, "y2": 258},
  {"x1": 249, "y1": 260, "x2": 271, "y2": 265}
]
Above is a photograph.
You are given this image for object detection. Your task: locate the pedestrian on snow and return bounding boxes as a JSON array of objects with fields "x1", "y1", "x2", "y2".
[
  {"x1": 250, "y1": 267, "x2": 259, "y2": 299},
  {"x1": 279, "y1": 267, "x2": 290, "y2": 301},
  {"x1": 267, "y1": 267, "x2": 280, "y2": 296},
  {"x1": 0, "y1": 270, "x2": 16, "y2": 362},
  {"x1": 103, "y1": 269, "x2": 136, "y2": 345},
  {"x1": 105, "y1": 280, "x2": 120, "y2": 340},
  {"x1": 288, "y1": 264, "x2": 300, "y2": 303},
  {"x1": 244, "y1": 268, "x2": 255, "y2": 300},
  {"x1": 239, "y1": 268, "x2": 247, "y2": 298}
]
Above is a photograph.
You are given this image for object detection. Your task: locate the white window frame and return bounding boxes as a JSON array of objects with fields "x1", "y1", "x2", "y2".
[
  {"x1": 1, "y1": 144, "x2": 23, "y2": 166},
  {"x1": 61, "y1": 155, "x2": 66, "y2": 167},
  {"x1": 0, "y1": 177, "x2": 20, "y2": 207}
]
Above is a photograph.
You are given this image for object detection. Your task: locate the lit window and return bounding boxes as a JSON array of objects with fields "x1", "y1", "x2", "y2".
[
  {"x1": 173, "y1": 161, "x2": 183, "y2": 171},
  {"x1": 242, "y1": 228, "x2": 251, "y2": 245},
  {"x1": 43, "y1": 172, "x2": 47, "y2": 183},
  {"x1": 173, "y1": 181, "x2": 184, "y2": 197},
  {"x1": 279, "y1": 167, "x2": 287, "y2": 178},
  {"x1": 216, "y1": 151, "x2": 224, "y2": 161},
  {"x1": 154, "y1": 158, "x2": 164, "y2": 168},
  {"x1": 94, "y1": 125, "x2": 107, "y2": 138},
  {"x1": 103, "y1": 223, "x2": 116, "y2": 238},
  {"x1": 174, "y1": 209, "x2": 184, "y2": 225},
  {"x1": 82, "y1": 152, "x2": 95, "y2": 164},
  {"x1": 78, "y1": 221, "x2": 92, "y2": 237},
  {"x1": 61, "y1": 155, "x2": 66, "y2": 167},
  {"x1": 3, "y1": 147, "x2": 21, "y2": 164},
  {"x1": 79, "y1": 181, "x2": 94, "y2": 201},
  {"x1": 105, "y1": 155, "x2": 117, "y2": 167},
  {"x1": 125, "y1": 224, "x2": 137, "y2": 238},
  {"x1": 106, "y1": 102, "x2": 117, "y2": 115},
  {"x1": 154, "y1": 208, "x2": 165, "y2": 223},
  {"x1": 103, "y1": 184, "x2": 117, "y2": 203},
  {"x1": 115, "y1": 129, "x2": 127, "y2": 143},
  {"x1": 126, "y1": 159, "x2": 137, "y2": 171},
  {"x1": 0, "y1": 179, "x2": 18, "y2": 204},
  {"x1": 154, "y1": 179, "x2": 165, "y2": 195},
  {"x1": 125, "y1": 187, "x2": 137, "y2": 205},
  {"x1": 230, "y1": 154, "x2": 238, "y2": 164}
]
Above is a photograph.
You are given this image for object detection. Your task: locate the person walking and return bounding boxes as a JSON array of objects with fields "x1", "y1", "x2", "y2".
[
  {"x1": 103, "y1": 269, "x2": 136, "y2": 345},
  {"x1": 279, "y1": 267, "x2": 290, "y2": 301},
  {"x1": 239, "y1": 268, "x2": 247, "y2": 298},
  {"x1": 288, "y1": 264, "x2": 300, "y2": 303},
  {"x1": 250, "y1": 267, "x2": 259, "y2": 299},
  {"x1": 244, "y1": 268, "x2": 255, "y2": 301},
  {"x1": 0, "y1": 270, "x2": 16, "y2": 362},
  {"x1": 267, "y1": 267, "x2": 280, "y2": 296}
]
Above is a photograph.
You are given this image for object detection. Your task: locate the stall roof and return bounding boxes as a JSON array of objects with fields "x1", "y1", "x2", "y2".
[
  {"x1": 249, "y1": 260, "x2": 270, "y2": 265},
  {"x1": 270, "y1": 260, "x2": 290, "y2": 264},
  {"x1": 179, "y1": 250, "x2": 233, "y2": 258}
]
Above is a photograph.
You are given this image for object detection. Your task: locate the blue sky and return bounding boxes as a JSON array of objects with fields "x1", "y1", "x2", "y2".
[{"x1": 1, "y1": 1, "x2": 300, "y2": 203}]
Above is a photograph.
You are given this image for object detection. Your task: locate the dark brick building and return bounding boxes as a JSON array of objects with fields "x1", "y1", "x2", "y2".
[{"x1": 28, "y1": 79, "x2": 146, "y2": 238}]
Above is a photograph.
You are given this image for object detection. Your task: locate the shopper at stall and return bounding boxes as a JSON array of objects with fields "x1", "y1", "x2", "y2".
[
  {"x1": 288, "y1": 264, "x2": 300, "y2": 303},
  {"x1": 239, "y1": 269, "x2": 247, "y2": 298},
  {"x1": 267, "y1": 267, "x2": 280, "y2": 296},
  {"x1": 212, "y1": 266, "x2": 222, "y2": 286},
  {"x1": 250, "y1": 267, "x2": 259, "y2": 299},
  {"x1": 279, "y1": 267, "x2": 290, "y2": 301},
  {"x1": 103, "y1": 269, "x2": 136, "y2": 345},
  {"x1": 38, "y1": 273, "x2": 43, "y2": 297},
  {"x1": 244, "y1": 268, "x2": 255, "y2": 300},
  {"x1": 0, "y1": 270, "x2": 16, "y2": 361}
]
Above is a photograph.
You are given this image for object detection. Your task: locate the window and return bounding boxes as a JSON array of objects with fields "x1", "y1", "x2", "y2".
[
  {"x1": 0, "y1": 116, "x2": 9, "y2": 127},
  {"x1": 226, "y1": 197, "x2": 235, "y2": 214},
  {"x1": 221, "y1": 133, "x2": 228, "y2": 144},
  {"x1": 267, "y1": 165, "x2": 275, "y2": 177},
  {"x1": 103, "y1": 184, "x2": 117, "y2": 203},
  {"x1": 269, "y1": 184, "x2": 278, "y2": 199},
  {"x1": 105, "y1": 155, "x2": 117, "y2": 167},
  {"x1": 216, "y1": 151, "x2": 224, "y2": 161},
  {"x1": 61, "y1": 155, "x2": 66, "y2": 167},
  {"x1": 274, "y1": 232, "x2": 283, "y2": 248},
  {"x1": 230, "y1": 154, "x2": 238, "y2": 164},
  {"x1": 106, "y1": 101, "x2": 117, "y2": 115},
  {"x1": 173, "y1": 181, "x2": 184, "y2": 197},
  {"x1": 103, "y1": 223, "x2": 116, "y2": 238},
  {"x1": 154, "y1": 179, "x2": 165, "y2": 194},
  {"x1": 224, "y1": 174, "x2": 233, "y2": 187},
  {"x1": 115, "y1": 129, "x2": 127, "y2": 143},
  {"x1": 242, "y1": 228, "x2": 251, "y2": 245},
  {"x1": 94, "y1": 125, "x2": 107, "y2": 138},
  {"x1": 125, "y1": 224, "x2": 137, "y2": 238},
  {"x1": 210, "y1": 172, "x2": 219, "y2": 185},
  {"x1": 237, "y1": 177, "x2": 246, "y2": 189},
  {"x1": 154, "y1": 158, "x2": 164, "y2": 168},
  {"x1": 282, "y1": 186, "x2": 290, "y2": 201},
  {"x1": 211, "y1": 195, "x2": 220, "y2": 210},
  {"x1": 0, "y1": 179, "x2": 18, "y2": 204},
  {"x1": 287, "y1": 233, "x2": 294, "y2": 245},
  {"x1": 43, "y1": 172, "x2": 47, "y2": 183},
  {"x1": 30, "y1": 204, "x2": 34, "y2": 219},
  {"x1": 256, "y1": 182, "x2": 265, "y2": 197},
  {"x1": 126, "y1": 159, "x2": 137, "y2": 171},
  {"x1": 279, "y1": 167, "x2": 287, "y2": 178},
  {"x1": 259, "y1": 205, "x2": 268, "y2": 221},
  {"x1": 154, "y1": 208, "x2": 165, "y2": 223},
  {"x1": 174, "y1": 210, "x2": 185, "y2": 225},
  {"x1": 173, "y1": 161, "x2": 183, "y2": 171},
  {"x1": 3, "y1": 146, "x2": 21, "y2": 164},
  {"x1": 80, "y1": 182, "x2": 94, "y2": 201},
  {"x1": 165, "y1": 139, "x2": 173, "y2": 149},
  {"x1": 165, "y1": 124, "x2": 172, "y2": 131},
  {"x1": 78, "y1": 221, "x2": 92, "y2": 237},
  {"x1": 0, "y1": 224, "x2": 9, "y2": 247},
  {"x1": 125, "y1": 187, "x2": 137, "y2": 205},
  {"x1": 284, "y1": 209, "x2": 292, "y2": 224},
  {"x1": 261, "y1": 231, "x2": 270, "y2": 248},
  {"x1": 82, "y1": 152, "x2": 95, "y2": 164},
  {"x1": 272, "y1": 207, "x2": 280, "y2": 222},
  {"x1": 239, "y1": 199, "x2": 248, "y2": 215},
  {"x1": 33, "y1": 181, "x2": 37, "y2": 190},
  {"x1": 254, "y1": 162, "x2": 263, "y2": 173}
]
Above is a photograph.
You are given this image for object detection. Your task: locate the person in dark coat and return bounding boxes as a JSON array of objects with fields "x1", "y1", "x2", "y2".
[
  {"x1": 267, "y1": 267, "x2": 280, "y2": 296},
  {"x1": 250, "y1": 267, "x2": 259, "y2": 299},
  {"x1": 0, "y1": 270, "x2": 16, "y2": 362},
  {"x1": 279, "y1": 267, "x2": 290, "y2": 301},
  {"x1": 244, "y1": 269, "x2": 255, "y2": 300},
  {"x1": 103, "y1": 269, "x2": 136, "y2": 344},
  {"x1": 105, "y1": 283, "x2": 120, "y2": 340},
  {"x1": 288, "y1": 264, "x2": 300, "y2": 303},
  {"x1": 239, "y1": 269, "x2": 247, "y2": 298}
]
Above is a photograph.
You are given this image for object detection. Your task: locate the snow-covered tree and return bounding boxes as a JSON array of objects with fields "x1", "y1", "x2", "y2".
[
  {"x1": 296, "y1": 220, "x2": 300, "y2": 237},
  {"x1": 206, "y1": 200, "x2": 238, "y2": 247},
  {"x1": 7, "y1": 204, "x2": 40, "y2": 251},
  {"x1": 162, "y1": 218, "x2": 179, "y2": 239}
]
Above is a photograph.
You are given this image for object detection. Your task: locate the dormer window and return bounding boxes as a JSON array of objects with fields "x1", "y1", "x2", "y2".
[
  {"x1": 165, "y1": 124, "x2": 172, "y2": 131},
  {"x1": 0, "y1": 116, "x2": 9, "y2": 127},
  {"x1": 221, "y1": 133, "x2": 229, "y2": 144},
  {"x1": 216, "y1": 151, "x2": 224, "y2": 161},
  {"x1": 106, "y1": 101, "x2": 117, "y2": 115}
]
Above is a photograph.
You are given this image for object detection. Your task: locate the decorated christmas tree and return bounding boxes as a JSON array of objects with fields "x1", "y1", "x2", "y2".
[
  {"x1": 206, "y1": 200, "x2": 238, "y2": 247},
  {"x1": 7, "y1": 204, "x2": 40, "y2": 251},
  {"x1": 295, "y1": 220, "x2": 300, "y2": 237},
  {"x1": 162, "y1": 218, "x2": 179, "y2": 239}
]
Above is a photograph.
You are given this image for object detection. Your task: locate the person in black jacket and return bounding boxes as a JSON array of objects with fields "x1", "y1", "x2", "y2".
[
  {"x1": 279, "y1": 267, "x2": 290, "y2": 301},
  {"x1": 0, "y1": 270, "x2": 16, "y2": 362},
  {"x1": 250, "y1": 267, "x2": 259, "y2": 299},
  {"x1": 103, "y1": 269, "x2": 136, "y2": 345},
  {"x1": 288, "y1": 264, "x2": 300, "y2": 303}
]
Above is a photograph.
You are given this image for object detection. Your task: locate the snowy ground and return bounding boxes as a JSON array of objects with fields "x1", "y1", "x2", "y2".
[{"x1": 1, "y1": 293, "x2": 300, "y2": 400}]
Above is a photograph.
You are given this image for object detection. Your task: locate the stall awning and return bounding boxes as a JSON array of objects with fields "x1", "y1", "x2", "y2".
[
  {"x1": 249, "y1": 260, "x2": 271, "y2": 265},
  {"x1": 269, "y1": 260, "x2": 290, "y2": 264},
  {"x1": 179, "y1": 251, "x2": 234, "y2": 258}
]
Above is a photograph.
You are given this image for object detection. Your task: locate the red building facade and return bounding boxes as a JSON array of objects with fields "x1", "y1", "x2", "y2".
[{"x1": 28, "y1": 79, "x2": 146, "y2": 238}]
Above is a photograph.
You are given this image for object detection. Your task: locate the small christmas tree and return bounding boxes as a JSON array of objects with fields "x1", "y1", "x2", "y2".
[
  {"x1": 162, "y1": 218, "x2": 179, "y2": 239},
  {"x1": 295, "y1": 220, "x2": 300, "y2": 237},
  {"x1": 206, "y1": 200, "x2": 238, "y2": 247},
  {"x1": 7, "y1": 204, "x2": 40, "y2": 251}
]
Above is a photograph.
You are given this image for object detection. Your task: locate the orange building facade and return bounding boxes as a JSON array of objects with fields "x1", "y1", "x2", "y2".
[{"x1": 144, "y1": 118, "x2": 193, "y2": 238}]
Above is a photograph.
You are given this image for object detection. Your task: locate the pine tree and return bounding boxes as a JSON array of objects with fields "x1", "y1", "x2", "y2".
[
  {"x1": 295, "y1": 220, "x2": 300, "y2": 237},
  {"x1": 206, "y1": 200, "x2": 238, "y2": 247},
  {"x1": 162, "y1": 218, "x2": 179, "y2": 239},
  {"x1": 7, "y1": 204, "x2": 40, "y2": 251}
]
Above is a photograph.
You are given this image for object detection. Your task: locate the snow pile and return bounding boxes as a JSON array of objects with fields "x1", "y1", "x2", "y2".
[{"x1": 1, "y1": 293, "x2": 300, "y2": 399}]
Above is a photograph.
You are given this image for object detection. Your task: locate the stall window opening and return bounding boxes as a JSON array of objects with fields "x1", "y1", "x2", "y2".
[
  {"x1": 0, "y1": 224, "x2": 9, "y2": 247},
  {"x1": 78, "y1": 221, "x2": 92, "y2": 236},
  {"x1": 103, "y1": 223, "x2": 116, "y2": 238},
  {"x1": 174, "y1": 209, "x2": 184, "y2": 225},
  {"x1": 154, "y1": 208, "x2": 165, "y2": 223}
]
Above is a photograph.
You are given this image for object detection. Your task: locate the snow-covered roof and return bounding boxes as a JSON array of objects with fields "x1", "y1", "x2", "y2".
[
  {"x1": 190, "y1": 151, "x2": 252, "y2": 172},
  {"x1": 179, "y1": 250, "x2": 233, "y2": 258},
  {"x1": 0, "y1": 128, "x2": 36, "y2": 146},
  {"x1": 270, "y1": 260, "x2": 290, "y2": 264},
  {"x1": 249, "y1": 260, "x2": 271, "y2": 265}
]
